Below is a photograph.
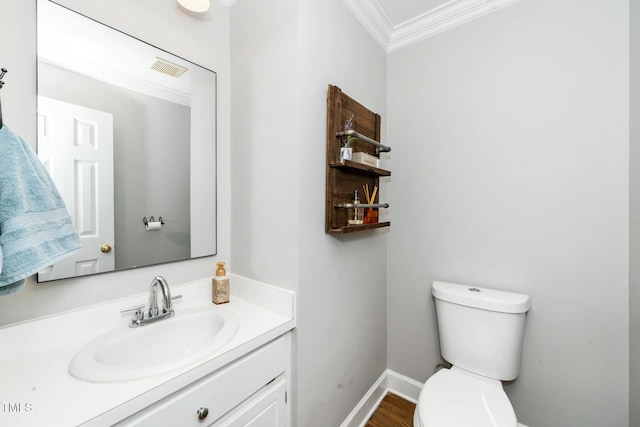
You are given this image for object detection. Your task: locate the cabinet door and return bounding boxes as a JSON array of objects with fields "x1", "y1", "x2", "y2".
[{"x1": 212, "y1": 377, "x2": 286, "y2": 427}]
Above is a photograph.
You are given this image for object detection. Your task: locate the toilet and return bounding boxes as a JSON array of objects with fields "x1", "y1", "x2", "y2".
[{"x1": 414, "y1": 281, "x2": 530, "y2": 427}]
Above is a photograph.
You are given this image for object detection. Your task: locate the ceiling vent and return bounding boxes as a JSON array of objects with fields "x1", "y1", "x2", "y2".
[{"x1": 150, "y1": 57, "x2": 188, "y2": 78}]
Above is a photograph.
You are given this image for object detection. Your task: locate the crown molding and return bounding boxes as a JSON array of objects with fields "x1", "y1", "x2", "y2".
[
  {"x1": 340, "y1": 0, "x2": 394, "y2": 50},
  {"x1": 342, "y1": 0, "x2": 522, "y2": 53}
]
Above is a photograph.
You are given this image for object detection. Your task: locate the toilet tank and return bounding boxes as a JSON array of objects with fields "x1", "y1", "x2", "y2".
[{"x1": 432, "y1": 281, "x2": 530, "y2": 381}]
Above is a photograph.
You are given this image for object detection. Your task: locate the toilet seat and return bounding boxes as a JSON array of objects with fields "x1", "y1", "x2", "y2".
[{"x1": 414, "y1": 367, "x2": 518, "y2": 427}]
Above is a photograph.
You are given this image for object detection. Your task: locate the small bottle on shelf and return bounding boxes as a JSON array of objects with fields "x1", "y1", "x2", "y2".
[{"x1": 348, "y1": 190, "x2": 364, "y2": 225}]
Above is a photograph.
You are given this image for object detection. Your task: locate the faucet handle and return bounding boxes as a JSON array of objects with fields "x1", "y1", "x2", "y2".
[{"x1": 120, "y1": 304, "x2": 145, "y2": 321}]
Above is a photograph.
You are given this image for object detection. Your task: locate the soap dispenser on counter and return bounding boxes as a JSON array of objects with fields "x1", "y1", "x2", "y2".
[{"x1": 212, "y1": 262, "x2": 230, "y2": 304}]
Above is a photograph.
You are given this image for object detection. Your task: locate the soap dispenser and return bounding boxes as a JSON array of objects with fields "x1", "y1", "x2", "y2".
[{"x1": 212, "y1": 262, "x2": 230, "y2": 304}]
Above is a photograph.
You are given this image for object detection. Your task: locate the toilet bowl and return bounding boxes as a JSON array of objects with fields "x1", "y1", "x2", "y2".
[
  {"x1": 414, "y1": 281, "x2": 530, "y2": 427},
  {"x1": 413, "y1": 367, "x2": 517, "y2": 427}
]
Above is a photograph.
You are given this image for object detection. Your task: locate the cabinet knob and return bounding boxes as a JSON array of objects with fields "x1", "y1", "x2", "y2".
[{"x1": 197, "y1": 407, "x2": 209, "y2": 420}]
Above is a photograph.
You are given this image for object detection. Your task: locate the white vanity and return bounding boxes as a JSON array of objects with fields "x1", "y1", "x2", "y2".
[{"x1": 0, "y1": 275, "x2": 296, "y2": 426}]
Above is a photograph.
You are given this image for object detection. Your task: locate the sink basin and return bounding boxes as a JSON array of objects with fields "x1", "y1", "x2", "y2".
[{"x1": 69, "y1": 307, "x2": 239, "y2": 382}]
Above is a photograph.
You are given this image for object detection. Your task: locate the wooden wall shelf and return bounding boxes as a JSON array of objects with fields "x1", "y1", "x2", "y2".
[
  {"x1": 329, "y1": 160, "x2": 391, "y2": 177},
  {"x1": 325, "y1": 85, "x2": 391, "y2": 234},
  {"x1": 327, "y1": 221, "x2": 391, "y2": 234}
]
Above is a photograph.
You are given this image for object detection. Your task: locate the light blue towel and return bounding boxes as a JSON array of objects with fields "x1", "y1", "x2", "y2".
[{"x1": 0, "y1": 125, "x2": 81, "y2": 295}]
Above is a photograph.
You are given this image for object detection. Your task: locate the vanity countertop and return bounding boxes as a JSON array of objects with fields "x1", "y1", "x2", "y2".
[{"x1": 0, "y1": 274, "x2": 296, "y2": 427}]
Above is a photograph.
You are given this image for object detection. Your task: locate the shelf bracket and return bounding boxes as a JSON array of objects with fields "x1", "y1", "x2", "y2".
[{"x1": 335, "y1": 130, "x2": 391, "y2": 153}]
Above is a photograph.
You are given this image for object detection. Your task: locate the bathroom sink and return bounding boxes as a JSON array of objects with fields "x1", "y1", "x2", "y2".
[{"x1": 69, "y1": 307, "x2": 239, "y2": 382}]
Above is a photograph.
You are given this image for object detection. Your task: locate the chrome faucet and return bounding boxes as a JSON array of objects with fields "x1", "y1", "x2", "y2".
[
  {"x1": 149, "y1": 275, "x2": 172, "y2": 317},
  {"x1": 121, "y1": 276, "x2": 181, "y2": 327}
]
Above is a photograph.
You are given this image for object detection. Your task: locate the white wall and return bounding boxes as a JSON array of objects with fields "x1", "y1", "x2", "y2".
[
  {"x1": 231, "y1": 0, "x2": 388, "y2": 425},
  {"x1": 230, "y1": 0, "x2": 300, "y2": 291},
  {"x1": 0, "y1": 0, "x2": 231, "y2": 325},
  {"x1": 630, "y1": 0, "x2": 640, "y2": 424},
  {"x1": 386, "y1": 0, "x2": 629, "y2": 426}
]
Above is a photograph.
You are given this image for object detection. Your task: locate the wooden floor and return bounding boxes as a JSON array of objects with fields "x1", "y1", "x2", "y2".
[{"x1": 365, "y1": 392, "x2": 416, "y2": 427}]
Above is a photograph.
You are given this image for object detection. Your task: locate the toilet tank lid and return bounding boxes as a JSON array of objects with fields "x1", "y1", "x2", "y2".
[{"x1": 432, "y1": 281, "x2": 530, "y2": 313}]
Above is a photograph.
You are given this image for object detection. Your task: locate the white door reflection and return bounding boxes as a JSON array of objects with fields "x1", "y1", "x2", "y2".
[{"x1": 37, "y1": 96, "x2": 115, "y2": 280}]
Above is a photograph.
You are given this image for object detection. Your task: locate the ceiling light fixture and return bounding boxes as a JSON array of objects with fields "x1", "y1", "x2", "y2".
[{"x1": 177, "y1": 0, "x2": 210, "y2": 13}]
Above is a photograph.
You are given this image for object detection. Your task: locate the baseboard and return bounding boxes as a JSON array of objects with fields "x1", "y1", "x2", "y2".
[
  {"x1": 339, "y1": 369, "x2": 423, "y2": 427},
  {"x1": 340, "y1": 369, "x2": 530, "y2": 427},
  {"x1": 383, "y1": 370, "x2": 423, "y2": 403},
  {"x1": 339, "y1": 370, "x2": 388, "y2": 427}
]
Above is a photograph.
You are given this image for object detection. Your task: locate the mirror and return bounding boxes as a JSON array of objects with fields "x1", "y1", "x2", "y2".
[{"x1": 36, "y1": 0, "x2": 217, "y2": 282}]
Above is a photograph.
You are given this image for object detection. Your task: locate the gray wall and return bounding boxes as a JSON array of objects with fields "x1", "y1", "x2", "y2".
[
  {"x1": 39, "y1": 63, "x2": 191, "y2": 270},
  {"x1": 387, "y1": 0, "x2": 629, "y2": 426},
  {"x1": 231, "y1": 0, "x2": 388, "y2": 425},
  {"x1": 631, "y1": 0, "x2": 640, "y2": 424},
  {"x1": 0, "y1": 0, "x2": 231, "y2": 326},
  {"x1": 297, "y1": 1, "x2": 388, "y2": 426}
]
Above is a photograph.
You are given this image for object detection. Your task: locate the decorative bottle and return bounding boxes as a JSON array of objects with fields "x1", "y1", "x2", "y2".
[
  {"x1": 212, "y1": 262, "x2": 230, "y2": 304},
  {"x1": 348, "y1": 190, "x2": 364, "y2": 225}
]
